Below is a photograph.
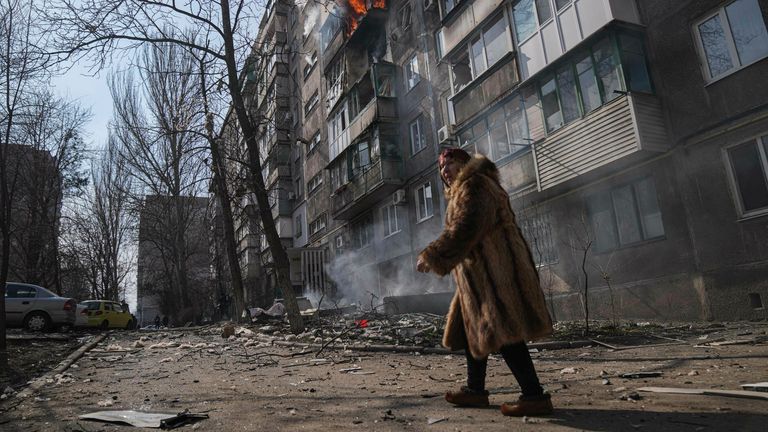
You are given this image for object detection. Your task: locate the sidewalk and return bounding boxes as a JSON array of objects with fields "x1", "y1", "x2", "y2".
[{"x1": 1, "y1": 321, "x2": 766, "y2": 431}]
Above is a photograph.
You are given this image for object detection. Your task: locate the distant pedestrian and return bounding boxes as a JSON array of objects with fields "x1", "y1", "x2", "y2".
[
  {"x1": 162, "y1": 315, "x2": 169, "y2": 327},
  {"x1": 154, "y1": 315, "x2": 161, "y2": 328},
  {"x1": 417, "y1": 148, "x2": 554, "y2": 417}
]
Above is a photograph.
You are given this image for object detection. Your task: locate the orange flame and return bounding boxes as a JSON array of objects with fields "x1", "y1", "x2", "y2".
[{"x1": 344, "y1": 0, "x2": 387, "y2": 38}]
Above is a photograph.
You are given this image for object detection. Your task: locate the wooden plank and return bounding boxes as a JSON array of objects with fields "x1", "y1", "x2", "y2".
[{"x1": 638, "y1": 387, "x2": 768, "y2": 401}]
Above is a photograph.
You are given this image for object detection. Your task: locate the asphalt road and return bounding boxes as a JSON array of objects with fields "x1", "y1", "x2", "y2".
[{"x1": 1, "y1": 324, "x2": 767, "y2": 431}]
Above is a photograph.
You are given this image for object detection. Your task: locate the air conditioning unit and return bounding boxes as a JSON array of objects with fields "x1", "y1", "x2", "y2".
[
  {"x1": 438, "y1": 125, "x2": 452, "y2": 144},
  {"x1": 393, "y1": 189, "x2": 406, "y2": 205},
  {"x1": 288, "y1": 192, "x2": 296, "y2": 200},
  {"x1": 423, "y1": 0, "x2": 437, "y2": 11}
]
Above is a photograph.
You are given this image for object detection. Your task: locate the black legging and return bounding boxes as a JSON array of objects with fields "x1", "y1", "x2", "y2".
[{"x1": 465, "y1": 341, "x2": 544, "y2": 397}]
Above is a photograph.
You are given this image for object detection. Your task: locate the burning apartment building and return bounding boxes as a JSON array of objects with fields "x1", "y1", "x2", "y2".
[{"x1": 217, "y1": 0, "x2": 768, "y2": 321}]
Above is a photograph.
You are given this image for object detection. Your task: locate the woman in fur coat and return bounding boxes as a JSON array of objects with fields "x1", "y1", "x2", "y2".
[{"x1": 416, "y1": 147, "x2": 554, "y2": 417}]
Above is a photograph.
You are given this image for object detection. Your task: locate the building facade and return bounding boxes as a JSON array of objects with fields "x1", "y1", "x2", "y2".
[{"x1": 219, "y1": 0, "x2": 768, "y2": 320}]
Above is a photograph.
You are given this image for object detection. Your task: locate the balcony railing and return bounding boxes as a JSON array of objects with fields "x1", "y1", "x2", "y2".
[
  {"x1": 331, "y1": 158, "x2": 403, "y2": 219},
  {"x1": 450, "y1": 55, "x2": 518, "y2": 126}
]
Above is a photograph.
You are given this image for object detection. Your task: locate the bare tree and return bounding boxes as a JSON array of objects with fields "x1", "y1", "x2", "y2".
[
  {"x1": 109, "y1": 39, "x2": 209, "y2": 323},
  {"x1": 43, "y1": 0, "x2": 306, "y2": 331},
  {"x1": 60, "y1": 141, "x2": 134, "y2": 303},
  {"x1": 12, "y1": 90, "x2": 89, "y2": 293},
  {"x1": 0, "y1": 0, "x2": 50, "y2": 353},
  {"x1": 568, "y1": 212, "x2": 594, "y2": 336}
]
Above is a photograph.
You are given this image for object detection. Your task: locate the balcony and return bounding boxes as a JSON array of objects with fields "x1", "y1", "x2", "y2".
[
  {"x1": 439, "y1": 0, "x2": 506, "y2": 58},
  {"x1": 328, "y1": 63, "x2": 397, "y2": 161},
  {"x1": 450, "y1": 55, "x2": 518, "y2": 126},
  {"x1": 533, "y1": 93, "x2": 669, "y2": 191},
  {"x1": 331, "y1": 158, "x2": 403, "y2": 220}
]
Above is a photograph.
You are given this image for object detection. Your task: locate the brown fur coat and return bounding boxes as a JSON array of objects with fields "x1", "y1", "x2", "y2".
[{"x1": 419, "y1": 154, "x2": 553, "y2": 359}]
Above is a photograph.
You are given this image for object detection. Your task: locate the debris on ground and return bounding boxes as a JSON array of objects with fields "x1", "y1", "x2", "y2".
[
  {"x1": 740, "y1": 382, "x2": 768, "y2": 392},
  {"x1": 620, "y1": 372, "x2": 662, "y2": 379},
  {"x1": 79, "y1": 409, "x2": 208, "y2": 429},
  {"x1": 637, "y1": 387, "x2": 768, "y2": 400}
]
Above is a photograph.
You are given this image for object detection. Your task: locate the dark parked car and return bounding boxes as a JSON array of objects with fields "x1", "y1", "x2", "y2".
[{"x1": 4, "y1": 283, "x2": 77, "y2": 331}]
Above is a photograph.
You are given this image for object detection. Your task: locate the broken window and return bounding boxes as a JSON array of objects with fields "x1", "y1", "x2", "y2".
[
  {"x1": 694, "y1": 0, "x2": 768, "y2": 81},
  {"x1": 450, "y1": 13, "x2": 512, "y2": 93},
  {"x1": 398, "y1": 2, "x2": 412, "y2": 29},
  {"x1": 587, "y1": 177, "x2": 665, "y2": 252},
  {"x1": 350, "y1": 141, "x2": 371, "y2": 177},
  {"x1": 727, "y1": 136, "x2": 768, "y2": 215},
  {"x1": 304, "y1": 90, "x2": 319, "y2": 116},
  {"x1": 405, "y1": 54, "x2": 421, "y2": 90}
]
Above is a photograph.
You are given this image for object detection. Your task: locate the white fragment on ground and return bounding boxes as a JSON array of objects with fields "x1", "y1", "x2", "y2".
[
  {"x1": 235, "y1": 327, "x2": 254, "y2": 337},
  {"x1": 159, "y1": 357, "x2": 173, "y2": 363},
  {"x1": 106, "y1": 344, "x2": 126, "y2": 352},
  {"x1": 688, "y1": 370, "x2": 699, "y2": 376},
  {"x1": 427, "y1": 417, "x2": 447, "y2": 425},
  {"x1": 148, "y1": 341, "x2": 180, "y2": 349},
  {"x1": 178, "y1": 344, "x2": 194, "y2": 349},
  {"x1": 560, "y1": 367, "x2": 578, "y2": 374},
  {"x1": 97, "y1": 399, "x2": 115, "y2": 407},
  {"x1": 133, "y1": 340, "x2": 145, "y2": 348}
]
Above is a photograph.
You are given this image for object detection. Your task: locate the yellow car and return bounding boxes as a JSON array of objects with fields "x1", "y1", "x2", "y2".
[{"x1": 82, "y1": 300, "x2": 134, "y2": 329}]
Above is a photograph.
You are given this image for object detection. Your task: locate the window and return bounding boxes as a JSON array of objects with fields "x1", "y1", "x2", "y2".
[
  {"x1": 415, "y1": 182, "x2": 434, "y2": 222},
  {"x1": 587, "y1": 177, "x2": 665, "y2": 252},
  {"x1": 555, "y1": 0, "x2": 571, "y2": 11},
  {"x1": 294, "y1": 177, "x2": 304, "y2": 199},
  {"x1": 309, "y1": 214, "x2": 327, "y2": 235},
  {"x1": 330, "y1": 159, "x2": 348, "y2": 192},
  {"x1": 443, "y1": 0, "x2": 456, "y2": 16},
  {"x1": 535, "y1": 0, "x2": 552, "y2": 24},
  {"x1": 294, "y1": 214, "x2": 303, "y2": 238},
  {"x1": 521, "y1": 212, "x2": 558, "y2": 266},
  {"x1": 352, "y1": 213, "x2": 374, "y2": 249},
  {"x1": 382, "y1": 204, "x2": 401, "y2": 237},
  {"x1": 5, "y1": 285, "x2": 36, "y2": 298},
  {"x1": 726, "y1": 135, "x2": 768, "y2": 216},
  {"x1": 458, "y1": 95, "x2": 529, "y2": 162},
  {"x1": 410, "y1": 117, "x2": 426, "y2": 155},
  {"x1": 303, "y1": 51, "x2": 317, "y2": 79},
  {"x1": 694, "y1": 0, "x2": 768, "y2": 81},
  {"x1": 405, "y1": 54, "x2": 421, "y2": 90},
  {"x1": 449, "y1": 13, "x2": 512, "y2": 93},
  {"x1": 307, "y1": 131, "x2": 321, "y2": 154},
  {"x1": 350, "y1": 141, "x2": 371, "y2": 177},
  {"x1": 513, "y1": 0, "x2": 538, "y2": 41},
  {"x1": 308, "y1": 172, "x2": 323, "y2": 195},
  {"x1": 535, "y1": 34, "x2": 649, "y2": 133},
  {"x1": 304, "y1": 90, "x2": 319, "y2": 115},
  {"x1": 398, "y1": 2, "x2": 412, "y2": 29}
]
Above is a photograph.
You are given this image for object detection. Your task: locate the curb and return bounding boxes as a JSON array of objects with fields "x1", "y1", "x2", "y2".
[
  {"x1": 254, "y1": 336, "x2": 593, "y2": 355},
  {"x1": 15, "y1": 333, "x2": 108, "y2": 399}
]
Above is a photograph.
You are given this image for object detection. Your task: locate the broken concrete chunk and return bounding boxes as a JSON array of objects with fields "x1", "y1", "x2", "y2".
[{"x1": 560, "y1": 367, "x2": 578, "y2": 374}]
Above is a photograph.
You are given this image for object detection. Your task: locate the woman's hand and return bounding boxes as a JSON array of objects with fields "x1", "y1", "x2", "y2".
[{"x1": 416, "y1": 256, "x2": 430, "y2": 273}]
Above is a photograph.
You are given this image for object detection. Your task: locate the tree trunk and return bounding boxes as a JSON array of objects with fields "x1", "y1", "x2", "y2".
[
  {"x1": 210, "y1": 139, "x2": 247, "y2": 321},
  {"x1": 220, "y1": 0, "x2": 303, "y2": 333}
]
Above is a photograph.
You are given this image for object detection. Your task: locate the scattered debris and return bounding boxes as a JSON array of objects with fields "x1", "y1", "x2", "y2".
[
  {"x1": 560, "y1": 367, "x2": 578, "y2": 374},
  {"x1": 97, "y1": 399, "x2": 115, "y2": 407},
  {"x1": 427, "y1": 417, "x2": 447, "y2": 425},
  {"x1": 638, "y1": 387, "x2": 768, "y2": 401},
  {"x1": 740, "y1": 382, "x2": 768, "y2": 392},
  {"x1": 687, "y1": 370, "x2": 699, "y2": 376},
  {"x1": 620, "y1": 372, "x2": 662, "y2": 379},
  {"x1": 602, "y1": 379, "x2": 611, "y2": 385},
  {"x1": 619, "y1": 392, "x2": 642, "y2": 401},
  {"x1": 79, "y1": 409, "x2": 208, "y2": 429},
  {"x1": 221, "y1": 325, "x2": 235, "y2": 339}
]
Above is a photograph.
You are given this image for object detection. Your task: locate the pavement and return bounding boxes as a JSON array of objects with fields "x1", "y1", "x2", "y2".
[{"x1": 1, "y1": 321, "x2": 767, "y2": 431}]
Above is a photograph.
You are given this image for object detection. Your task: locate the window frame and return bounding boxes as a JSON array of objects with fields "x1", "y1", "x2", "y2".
[
  {"x1": 382, "y1": 203, "x2": 402, "y2": 238},
  {"x1": 415, "y1": 182, "x2": 435, "y2": 223},
  {"x1": 405, "y1": 54, "x2": 421, "y2": 91},
  {"x1": 307, "y1": 172, "x2": 324, "y2": 196},
  {"x1": 307, "y1": 130, "x2": 321, "y2": 155},
  {"x1": 409, "y1": 116, "x2": 426, "y2": 156},
  {"x1": 723, "y1": 134, "x2": 768, "y2": 219},
  {"x1": 304, "y1": 90, "x2": 319, "y2": 116},
  {"x1": 586, "y1": 177, "x2": 666, "y2": 253},
  {"x1": 693, "y1": 0, "x2": 768, "y2": 83}
]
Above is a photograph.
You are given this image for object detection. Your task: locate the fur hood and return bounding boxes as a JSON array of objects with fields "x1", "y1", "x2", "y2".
[{"x1": 444, "y1": 154, "x2": 500, "y2": 199}]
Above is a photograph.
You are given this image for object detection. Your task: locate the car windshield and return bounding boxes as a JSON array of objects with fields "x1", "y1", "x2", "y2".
[{"x1": 84, "y1": 302, "x2": 102, "y2": 310}]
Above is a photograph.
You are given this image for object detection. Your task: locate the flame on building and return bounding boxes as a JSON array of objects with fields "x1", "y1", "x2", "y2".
[{"x1": 344, "y1": 0, "x2": 387, "y2": 38}]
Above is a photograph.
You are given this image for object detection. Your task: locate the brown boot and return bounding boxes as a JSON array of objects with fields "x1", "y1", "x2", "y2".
[
  {"x1": 445, "y1": 386, "x2": 490, "y2": 407},
  {"x1": 500, "y1": 393, "x2": 553, "y2": 417}
]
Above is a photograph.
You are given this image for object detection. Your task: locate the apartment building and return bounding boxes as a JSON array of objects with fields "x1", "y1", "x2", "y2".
[{"x1": 219, "y1": 0, "x2": 768, "y2": 320}]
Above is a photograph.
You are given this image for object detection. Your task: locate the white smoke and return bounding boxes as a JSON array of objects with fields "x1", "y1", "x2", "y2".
[{"x1": 303, "y1": 4, "x2": 320, "y2": 39}]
